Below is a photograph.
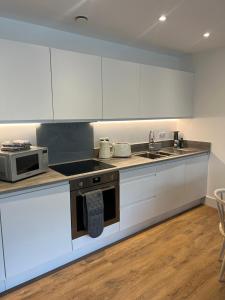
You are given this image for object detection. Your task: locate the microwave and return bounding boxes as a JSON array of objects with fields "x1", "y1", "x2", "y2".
[{"x1": 0, "y1": 146, "x2": 48, "y2": 182}]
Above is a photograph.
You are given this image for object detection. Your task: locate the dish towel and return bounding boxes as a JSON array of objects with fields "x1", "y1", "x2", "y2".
[{"x1": 83, "y1": 190, "x2": 104, "y2": 238}]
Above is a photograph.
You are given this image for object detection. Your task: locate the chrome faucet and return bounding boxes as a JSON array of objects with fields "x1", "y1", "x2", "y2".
[{"x1": 149, "y1": 130, "x2": 155, "y2": 152}]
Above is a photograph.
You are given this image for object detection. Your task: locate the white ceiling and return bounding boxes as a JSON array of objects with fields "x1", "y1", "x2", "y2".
[{"x1": 0, "y1": 0, "x2": 224, "y2": 54}]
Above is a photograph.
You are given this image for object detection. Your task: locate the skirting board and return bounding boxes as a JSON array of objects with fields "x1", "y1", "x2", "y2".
[{"x1": 204, "y1": 195, "x2": 217, "y2": 208}]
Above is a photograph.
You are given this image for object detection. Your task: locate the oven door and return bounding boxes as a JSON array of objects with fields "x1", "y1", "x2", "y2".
[{"x1": 71, "y1": 181, "x2": 119, "y2": 239}]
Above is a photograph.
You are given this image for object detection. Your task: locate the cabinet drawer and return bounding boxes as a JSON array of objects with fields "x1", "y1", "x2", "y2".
[
  {"x1": 120, "y1": 198, "x2": 156, "y2": 230},
  {"x1": 120, "y1": 173, "x2": 156, "y2": 207},
  {"x1": 120, "y1": 165, "x2": 156, "y2": 182}
]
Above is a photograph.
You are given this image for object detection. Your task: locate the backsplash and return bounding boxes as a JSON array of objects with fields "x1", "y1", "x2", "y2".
[
  {"x1": 0, "y1": 123, "x2": 38, "y2": 145},
  {"x1": 36, "y1": 123, "x2": 94, "y2": 164},
  {"x1": 0, "y1": 120, "x2": 178, "y2": 163},
  {"x1": 92, "y1": 120, "x2": 177, "y2": 147}
]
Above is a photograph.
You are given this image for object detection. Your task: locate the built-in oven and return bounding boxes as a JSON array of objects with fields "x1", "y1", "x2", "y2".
[{"x1": 70, "y1": 171, "x2": 119, "y2": 239}]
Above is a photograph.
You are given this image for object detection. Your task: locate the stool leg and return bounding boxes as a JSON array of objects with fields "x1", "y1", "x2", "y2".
[
  {"x1": 219, "y1": 256, "x2": 225, "y2": 282},
  {"x1": 219, "y1": 238, "x2": 225, "y2": 261}
]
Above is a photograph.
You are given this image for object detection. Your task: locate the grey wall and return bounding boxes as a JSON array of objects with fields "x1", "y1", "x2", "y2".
[
  {"x1": 36, "y1": 123, "x2": 93, "y2": 164},
  {"x1": 0, "y1": 17, "x2": 193, "y2": 72}
]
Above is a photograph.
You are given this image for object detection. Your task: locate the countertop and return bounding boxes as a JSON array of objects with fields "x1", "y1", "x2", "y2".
[
  {"x1": 100, "y1": 147, "x2": 209, "y2": 170},
  {"x1": 0, "y1": 146, "x2": 210, "y2": 196}
]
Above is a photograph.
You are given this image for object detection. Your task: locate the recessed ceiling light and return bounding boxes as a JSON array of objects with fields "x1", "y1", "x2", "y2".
[
  {"x1": 158, "y1": 15, "x2": 167, "y2": 22},
  {"x1": 203, "y1": 32, "x2": 210, "y2": 38},
  {"x1": 75, "y1": 16, "x2": 88, "y2": 24}
]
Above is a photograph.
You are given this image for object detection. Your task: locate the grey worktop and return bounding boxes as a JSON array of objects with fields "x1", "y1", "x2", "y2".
[{"x1": 0, "y1": 144, "x2": 210, "y2": 197}]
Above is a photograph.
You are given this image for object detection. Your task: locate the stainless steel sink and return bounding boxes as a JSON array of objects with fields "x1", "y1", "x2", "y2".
[
  {"x1": 135, "y1": 148, "x2": 195, "y2": 160},
  {"x1": 136, "y1": 151, "x2": 173, "y2": 160},
  {"x1": 158, "y1": 148, "x2": 197, "y2": 156},
  {"x1": 158, "y1": 151, "x2": 174, "y2": 156}
]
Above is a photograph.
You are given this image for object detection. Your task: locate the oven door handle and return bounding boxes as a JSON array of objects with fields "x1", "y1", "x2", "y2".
[{"x1": 78, "y1": 186, "x2": 115, "y2": 197}]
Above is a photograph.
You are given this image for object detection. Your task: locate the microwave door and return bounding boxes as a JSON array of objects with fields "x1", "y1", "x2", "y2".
[
  {"x1": 16, "y1": 154, "x2": 39, "y2": 175},
  {"x1": 11, "y1": 152, "x2": 40, "y2": 181}
]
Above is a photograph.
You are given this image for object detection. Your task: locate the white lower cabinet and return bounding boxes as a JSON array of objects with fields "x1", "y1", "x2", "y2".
[
  {"x1": 120, "y1": 154, "x2": 208, "y2": 231},
  {"x1": 156, "y1": 160, "x2": 186, "y2": 215},
  {"x1": 120, "y1": 165, "x2": 156, "y2": 208},
  {"x1": 0, "y1": 219, "x2": 5, "y2": 291},
  {"x1": 185, "y1": 154, "x2": 208, "y2": 202},
  {"x1": 120, "y1": 165, "x2": 157, "y2": 230},
  {"x1": 120, "y1": 199, "x2": 156, "y2": 230},
  {"x1": 0, "y1": 154, "x2": 209, "y2": 291},
  {"x1": 0, "y1": 183, "x2": 72, "y2": 278}
]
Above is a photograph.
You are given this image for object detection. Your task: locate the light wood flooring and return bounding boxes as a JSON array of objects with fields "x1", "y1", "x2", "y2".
[{"x1": 2, "y1": 205, "x2": 225, "y2": 300}]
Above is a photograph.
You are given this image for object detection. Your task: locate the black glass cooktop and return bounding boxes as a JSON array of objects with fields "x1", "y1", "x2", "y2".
[{"x1": 50, "y1": 159, "x2": 115, "y2": 176}]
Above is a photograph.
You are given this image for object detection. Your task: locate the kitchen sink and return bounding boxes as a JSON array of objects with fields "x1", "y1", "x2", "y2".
[
  {"x1": 158, "y1": 151, "x2": 174, "y2": 156},
  {"x1": 136, "y1": 151, "x2": 173, "y2": 159},
  {"x1": 158, "y1": 148, "x2": 197, "y2": 155},
  {"x1": 135, "y1": 148, "x2": 195, "y2": 160}
]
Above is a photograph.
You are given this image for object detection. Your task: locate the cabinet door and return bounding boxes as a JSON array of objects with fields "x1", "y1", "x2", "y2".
[
  {"x1": 156, "y1": 160, "x2": 186, "y2": 215},
  {"x1": 185, "y1": 155, "x2": 208, "y2": 202},
  {"x1": 102, "y1": 58, "x2": 140, "y2": 119},
  {"x1": 0, "y1": 39, "x2": 53, "y2": 121},
  {"x1": 51, "y1": 49, "x2": 102, "y2": 120},
  {"x1": 140, "y1": 64, "x2": 194, "y2": 118},
  {"x1": 0, "y1": 219, "x2": 5, "y2": 283},
  {"x1": 1, "y1": 184, "x2": 72, "y2": 278}
]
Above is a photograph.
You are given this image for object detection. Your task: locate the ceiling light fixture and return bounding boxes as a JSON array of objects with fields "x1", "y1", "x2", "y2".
[
  {"x1": 75, "y1": 15, "x2": 88, "y2": 24},
  {"x1": 158, "y1": 15, "x2": 167, "y2": 22},
  {"x1": 203, "y1": 32, "x2": 210, "y2": 38}
]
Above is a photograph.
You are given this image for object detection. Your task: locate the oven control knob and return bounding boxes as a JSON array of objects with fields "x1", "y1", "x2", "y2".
[{"x1": 78, "y1": 181, "x2": 84, "y2": 188}]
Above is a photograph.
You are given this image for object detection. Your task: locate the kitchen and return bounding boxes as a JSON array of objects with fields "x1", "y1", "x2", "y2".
[{"x1": 0, "y1": 0, "x2": 224, "y2": 299}]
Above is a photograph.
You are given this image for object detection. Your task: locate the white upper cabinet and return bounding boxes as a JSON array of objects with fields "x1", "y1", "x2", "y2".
[
  {"x1": 140, "y1": 64, "x2": 194, "y2": 118},
  {"x1": 0, "y1": 37, "x2": 195, "y2": 121},
  {"x1": 51, "y1": 49, "x2": 102, "y2": 120},
  {"x1": 102, "y1": 58, "x2": 140, "y2": 119},
  {"x1": 0, "y1": 39, "x2": 53, "y2": 121}
]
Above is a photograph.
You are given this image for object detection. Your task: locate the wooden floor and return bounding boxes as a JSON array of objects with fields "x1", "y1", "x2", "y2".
[{"x1": 2, "y1": 205, "x2": 225, "y2": 300}]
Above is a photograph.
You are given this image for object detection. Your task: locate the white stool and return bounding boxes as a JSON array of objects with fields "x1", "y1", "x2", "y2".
[{"x1": 214, "y1": 189, "x2": 225, "y2": 281}]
